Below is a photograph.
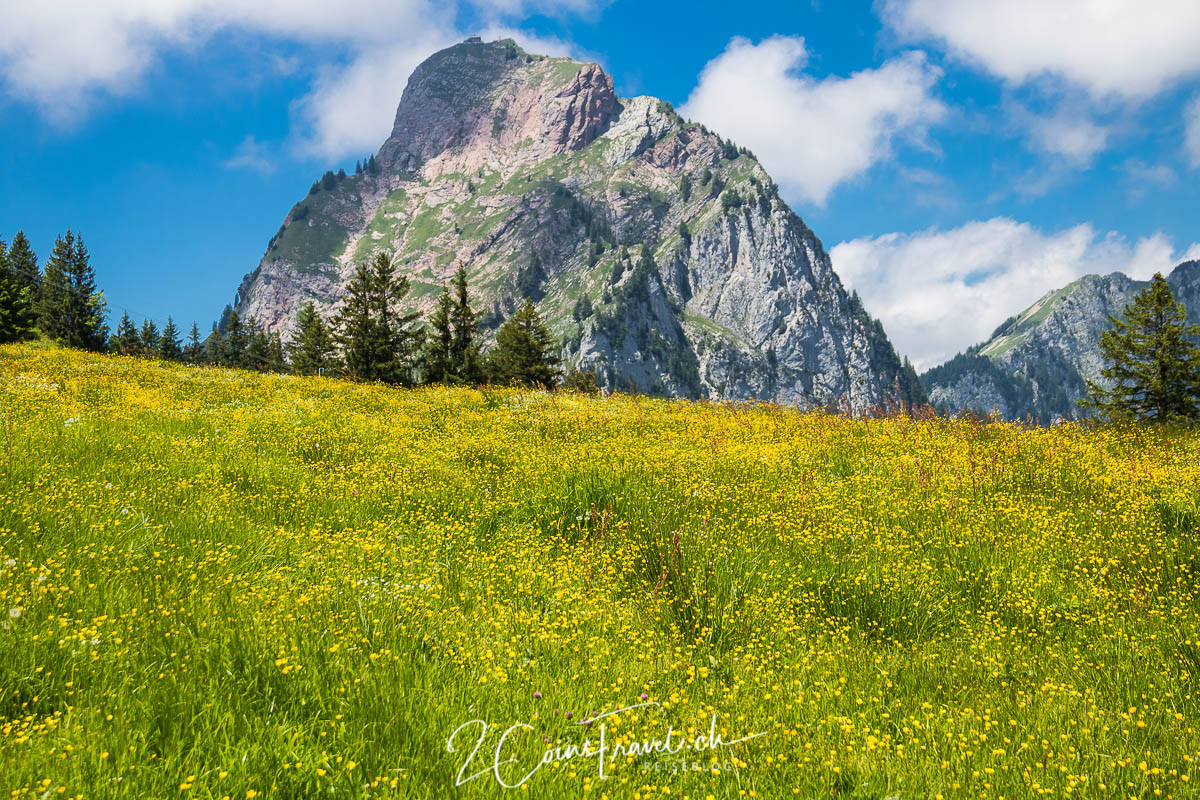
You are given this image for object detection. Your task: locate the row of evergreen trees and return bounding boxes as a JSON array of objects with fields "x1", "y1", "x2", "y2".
[
  {"x1": 0, "y1": 230, "x2": 568, "y2": 390},
  {"x1": 288, "y1": 253, "x2": 566, "y2": 388},
  {"x1": 0, "y1": 230, "x2": 108, "y2": 348}
]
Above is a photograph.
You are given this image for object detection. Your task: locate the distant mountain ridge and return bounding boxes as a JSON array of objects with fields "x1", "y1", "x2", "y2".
[
  {"x1": 922, "y1": 260, "x2": 1200, "y2": 422},
  {"x1": 231, "y1": 38, "x2": 923, "y2": 407}
]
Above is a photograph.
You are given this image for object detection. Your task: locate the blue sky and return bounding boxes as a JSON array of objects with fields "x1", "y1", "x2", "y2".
[{"x1": 2, "y1": 0, "x2": 1200, "y2": 368}]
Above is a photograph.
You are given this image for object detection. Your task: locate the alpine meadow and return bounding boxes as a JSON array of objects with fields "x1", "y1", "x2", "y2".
[
  {"x1": 3, "y1": 342, "x2": 1200, "y2": 798},
  {"x1": 6, "y1": 3, "x2": 1200, "y2": 799}
]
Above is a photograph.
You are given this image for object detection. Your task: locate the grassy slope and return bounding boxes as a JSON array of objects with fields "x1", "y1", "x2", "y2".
[{"x1": 2, "y1": 342, "x2": 1200, "y2": 798}]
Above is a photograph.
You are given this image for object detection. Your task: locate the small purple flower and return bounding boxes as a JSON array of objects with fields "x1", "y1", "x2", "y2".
[
  {"x1": 533, "y1": 691, "x2": 541, "y2": 700},
  {"x1": 565, "y1": 711, "x2": 572, "y2": 720},
  {"x1": 640, "y1": 693, "x2": 648, "y2": 701}
]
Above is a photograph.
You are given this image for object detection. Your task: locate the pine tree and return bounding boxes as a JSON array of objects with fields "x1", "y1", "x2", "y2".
[
  {"x1": 1081, "y1": 272, "x2": 1200, "y2": 421},
  {"x1": 159, "y1": 317, "x2": 182, "y2": 361},
  {"x1": 185, "y1": 322, "x2": 203, "y2": 363},
  {"x1": 65, "y1": 233, "x2": 108, "y2": 351},
  {"x1": 206, "y1": 324, "x2": 225, "y2": 365},
  {"x1": 35, "y1": 232, "x2": 72, "y2": 341},
  {"x1": 0, "y1": 237, "x2": 35, "y2": 344},
  {"x1": 449, "y1": 265, "x2": 482, "y2": 383},
  {"x1": 139, "y1": 319, "x2": 160, "y2": 355},
  {"x1": 287, "y1": 302, "x2": 339, "y2": 376},
  {"x1": 222, "y1": 311, "x2": 246, "y2": 366},
  {"x1": 241, "y1": 316, "x2": 273, "y2": 370},
  {"x1": 267, "y1": 332, "x2": 286, "y2": 373},
  {"x1": 487, "y1": 300, "x2": 561, "y2": 388},
  {"x1": 112, "y1": 313, "x2": 140, "y2": 355},
  {"x1": 421, "y1": 290, "x2": 455, "y2": 384},
  {"x1": 7, "y1": 231, "x2": 38, "y2": 294},
  {"x1": 334, "y1": 252, "x2": 422, "y2": 385}
]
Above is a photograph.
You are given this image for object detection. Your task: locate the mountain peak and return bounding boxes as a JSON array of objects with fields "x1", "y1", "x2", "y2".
[
  {"x1": 379, "y1": 40, "x2": 618, "y2": 175},
  {"x1": 233, "y1": 42, "x2": 922, "y2": 408}
]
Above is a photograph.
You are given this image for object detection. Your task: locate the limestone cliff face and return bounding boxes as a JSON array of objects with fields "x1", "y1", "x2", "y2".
[
  {"x1": 922, "y1": 263, "x2": 1200, "y2": 422},
  {"x1": 234, "y1": 39, "x2": 922, "y2": 407}
]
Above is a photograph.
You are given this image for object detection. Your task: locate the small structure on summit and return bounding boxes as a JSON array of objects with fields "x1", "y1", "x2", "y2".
[{"x1": 464, "y1": 36, "x2": 483, "y2": 44}]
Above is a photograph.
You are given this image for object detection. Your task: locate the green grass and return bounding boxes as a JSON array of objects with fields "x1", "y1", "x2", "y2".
[{"x1": 2, "y1": 342, "x2": 1200, "y2": 799}]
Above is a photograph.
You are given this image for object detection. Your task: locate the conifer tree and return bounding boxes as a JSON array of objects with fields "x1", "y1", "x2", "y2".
[
  {"x1": 35, "y1": 232, "x2": 72, "y2": 341},
  {"x1": 1082, "y1": 273, "x2": 1200, "y2": 421},
  {"x1": 334, "y1": 252, "x2": 422, "y2": 384},
  {"x1": 421, "y1": 290, "x2": 455, "y2": 384},
  {"x1": 0, "y1": 238, "x2": 36, "y2": 344},
  {"x1": 287, "y1": 302, "x2": 339, "y2": 376},
  {"x1": 139, "y1": 319, "x2": 160, "y2": 355},
  {"x1": 206, "y1": 324, "x2": 225, "y2": 365},
  {"x1": 449, "y1": 264, "x2": 482, "y2": 383},
  {"x1": 185, "y1": 322, "x2": 203, "y2": 363},
  {"x1": 267, "y1": 332, "x2": 286, "y2": 372},
  {"x1": 112, "y1": 313, "x2": 140, "y2": 354},
  {"x1": 65, "y1": 233, "x2": 108, "y2": 351},
  {"x1": 487, "y1": 300, "x2": 561, "y2": 388},
  {"x1": 222, "y1": 311, "x2": 246, "y2": 366},
  {"x1": 7, "y1": 231, "x2": 38, "y2": 294},
  {"x1": 241, "y1": 316, "x2": 273, "y2": 370},
  {"x1": 159, "y1": 317, "x2": 182, "y2": 361}
]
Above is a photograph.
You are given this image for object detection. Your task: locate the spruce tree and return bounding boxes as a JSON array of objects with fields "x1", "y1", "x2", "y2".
[
  {"x1": 267, "y1": 332, "x2": 286, "y2": 373},
  {"x1": 287, "y1": 302, "x2": 339, "y2": 376},
  {"x1": 65, "y1": 233, "x2": 108, "y2": 351},
  {"x1": 0, "y1": 238, "x2": 36, "y2": 344},
  {"x1": 421, "y1": 290, "x2": 455, "y2": 384},
  {"x1": 222, "y1": 311, "x2": 246, "y2": 366},
  {"x1": 159, "y1": 317, "x2": 182, "y2": 361},
  {"x1": 241, "y1": 316, "x2": 272, "y2": 370},
  {"x1": 35, "y1": 232, "x2": 72, "y2": 342},
  {"x1": 185, "y1": 322, "x2": 203, "y2": 363},
  {"x1": 1082, "y1": 272, "x2": 1200, "y2": 421},
  {"x1": 139, "y1": 319, "x2": 160, "y2": 355},
  {"x1": 334, "y1": 252, "x2": 422, "y2": 385},
  {"x1": 7, "y1": 231, "x2": 38, "y2": 294},
  {"x1": 206, "y1": 324, "x2": 225, "y2": 365},
  {"x1": 487, "y1": 300, "x2": 561, "y2": 388},
  {"x1": 449, "y1": 264, "x2": 482, "y2": 383},
  {"x1": 112, "y1": 313, "x2": 140, "y2": 354}
]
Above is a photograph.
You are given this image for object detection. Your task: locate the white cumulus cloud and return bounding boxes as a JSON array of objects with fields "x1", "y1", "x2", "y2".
[
  {"x1": 882, "y1": 0, "x2": 1200, "y2": 100},
  {"x1": 830, "y1": 219, "x2": 1200, "y2": 370},
  {"x1": 679, "y1": 36, "x2": 944, "y2": 206},
  {"x1": 0, "y1": 1, "x2": 599, "y2": 158}
]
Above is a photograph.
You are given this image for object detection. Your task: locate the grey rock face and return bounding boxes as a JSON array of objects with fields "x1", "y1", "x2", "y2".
[
  {"x1": 234, "y1": 39, "x2": 922, "y2": 408},
  {"x1": 922, "y1": 263, "x2": 1200, "y2": 422}
]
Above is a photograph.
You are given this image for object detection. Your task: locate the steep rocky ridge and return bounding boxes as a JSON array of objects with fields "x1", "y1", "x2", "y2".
[
  {"x1": 234, "y1": 39, "x2": 922, "y2": 407},
  {"x1": 922, "y1": 261, "x2": 1200, "y2": 422}
]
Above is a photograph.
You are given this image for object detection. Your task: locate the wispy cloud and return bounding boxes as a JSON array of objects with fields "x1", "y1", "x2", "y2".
[{"x1": 223, "y1": 136, "x2": 276, "y2": 174}]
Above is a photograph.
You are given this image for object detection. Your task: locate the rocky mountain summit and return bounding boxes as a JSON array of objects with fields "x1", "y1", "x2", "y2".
[
  {"x1": 922, "y1": 261, "x2": 1200, "y2": 422},
  {"x1": 233, "y1": 39, "x2": 922, "y2": 406}
]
